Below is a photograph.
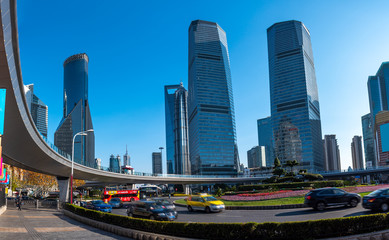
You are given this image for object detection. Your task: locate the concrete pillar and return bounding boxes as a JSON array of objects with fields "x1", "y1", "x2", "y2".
[
  {"x1": 57, "y1": 177, "x2": 70, "y2": 204},
  {"x1": 184, "y1": 184, "x2": 190, "y2": 195}
]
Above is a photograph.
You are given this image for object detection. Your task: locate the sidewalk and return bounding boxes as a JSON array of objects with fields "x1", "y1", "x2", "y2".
[{"x1": 0, "y1": 208, "x2": 131, "y2": 239}]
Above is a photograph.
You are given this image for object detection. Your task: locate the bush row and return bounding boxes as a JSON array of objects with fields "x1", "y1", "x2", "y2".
[
  {"x1": 65, "y1": 203, "x2": 388, "y2": 240},
  {"x1": 238, "y1": 180, "x2": 344, "y2": 191}
]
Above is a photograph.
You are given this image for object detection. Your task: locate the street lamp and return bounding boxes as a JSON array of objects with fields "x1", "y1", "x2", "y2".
[{"x1": 70, "y1": 129, "x2": 94, "y2": 203}]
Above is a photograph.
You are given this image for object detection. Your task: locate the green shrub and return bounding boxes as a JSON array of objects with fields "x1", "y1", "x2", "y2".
[{"x1": 64, "y1": 203, "x2": 389, "y2": 240}]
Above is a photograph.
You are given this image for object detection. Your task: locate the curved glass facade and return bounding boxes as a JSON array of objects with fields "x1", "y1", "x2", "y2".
[
  {"x1": 55, "y1": 53, "x2": 95, "y2": 167},
  {"x1": 267, "y1": 20, "x2": 324, "y2": 172},
  {"x1": 188, "y1": 20, "x2": 239, "y2": 176}
]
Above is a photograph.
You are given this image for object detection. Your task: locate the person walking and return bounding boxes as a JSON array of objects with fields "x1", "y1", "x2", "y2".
[{"x1": 16, "y1": 196, "x2": 22, "y2": 211}]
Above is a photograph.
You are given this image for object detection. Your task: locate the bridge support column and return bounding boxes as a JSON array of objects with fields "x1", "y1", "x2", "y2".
[
  {"x1": 183, "y1": 184, "x2": 190, "y2": 195},
  {"x1": 57, "y1": 177, "x2": 70, "y2": 204}
]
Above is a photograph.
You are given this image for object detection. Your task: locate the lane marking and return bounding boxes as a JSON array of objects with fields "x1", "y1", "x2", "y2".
[
  {"x1": 24, "y1": 216, "x2": 58, "y2": 219},
  {"x1": 0, "y1": 227, "x2": 27, "y2": 232},
  {"x1": 1, "y1": 215, "x2": 18, "y2": 218},
  {"x1": 34, "y1": 227, "x2": 86, "y2": 232}
]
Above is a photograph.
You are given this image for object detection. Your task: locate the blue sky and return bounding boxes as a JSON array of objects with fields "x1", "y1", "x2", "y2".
[{"x1": 17, "y1": 0, "x2": 389, "y2": 173}]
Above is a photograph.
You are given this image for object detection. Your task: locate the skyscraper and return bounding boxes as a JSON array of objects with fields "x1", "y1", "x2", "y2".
[
  {"x1": 123, "y1": 145, "x2": 131, "y2": 166},
  {"x1": 188, "y1": 20, "x2": 239, "y2": 176},
  {"x1": 361, "y1": 113, "x2": 376, "y2": 168},
  {"x1": 257, "y1": 117, "x2": 273, "y2": 167},
  {"x1": 54, "y1": 53, "x2": 95, "y2": 167},
  {"x1": 323, "y1": 135, "x2": 341, "y2": 171},
  {"x1": 351, "y1": 136, "x2": 364, "y2": 170},
  {"x1": 109, "y1": 154, "x2": 121, "y2": 173},
  {"x1": 267, "y1": 20, "x2": 324, "y2": 172},
  {"x1": 247, "y1": 146, "x2": 266, "y2": 168},
  {"x1": 24, "y1": 84, "x2": 48, "y2": 138},
  {"x1": 373, "y1": 111, "x2": 389, "y2": 167},
  {"x1": 152, "y1": 152, "x2": 162, "y2": 175},
  {"x1": 164, "y1": 83, "x2": 190, "y2": 175}
]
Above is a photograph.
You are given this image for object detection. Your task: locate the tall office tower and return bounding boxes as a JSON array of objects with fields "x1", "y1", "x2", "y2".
[
  {"x1": 123, "y1": 145, "x2": 131, "y2": 166},
  {"x1": 164, "y1": 83, "x2": 191, "y2": 175},
  {"x1": 323, "y1": 135, "x2": 341, "y2": 171},
  {"x1": 367, "y1": 62, "x2": 389, "y2": 120},
  {"x1": 373, "y1": 111, "x2": 389, "y2": 166},
  {"x1": 188, "y1": 20, "x2": 239, "y2": 176},
  {"x1": 362, "y1": 113, "x2": 376, "y2": 168},
  {"x1": 351, "y1": 136, "x2": 364, "y2": 170},
  {"x1": 95, "y1": 158, "x2": 101, "y2": 170},
  {"x1": 24, "y1": 84, "x2": 48, "y2": 138},
  {"x1": 54, "y1": 53, "x2": 95, "y2": 167},
  {"x1": 109, "y1": 154, "x2": 121, "y2": 173},
  {"x1": 152, "y1": 152, "x2": 162, "y2": 175},
  {"x1": 257, "y1": 117, "x2": 274, "y2": 167},
  {"x1": 267, "y1": 20, "x2": 324, "y2": 172},
  {"x1": 247, "y1": 146, "x2": 266, "y2": 168}
]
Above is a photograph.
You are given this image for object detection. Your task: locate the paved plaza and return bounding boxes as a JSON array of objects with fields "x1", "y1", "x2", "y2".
[{"x1": 0, "y1": 207, "x2": 131, "y2": 239}]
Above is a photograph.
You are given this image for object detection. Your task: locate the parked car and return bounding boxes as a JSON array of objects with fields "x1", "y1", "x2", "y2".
[
  {"x1": 127, "y1": 200, "x2": 177, "y2": 221},
  {"x1": 152, "y1": 198, "x2": 176, "y2": 211},
  {"x1": 108, "y1": 198, "x2": 123, "y2": 208},
  {"x1": 304, "y1": 187, "x2": 361, "y2": 211},
  {"x1": 41, "y1": 198, "x2": 58, "y2": 207},
  {"x1": 362, "y1": 188, "x2": 389, "y2": 212},
  {"x1": 186, "y1": 194, "x2": 225, "y2": 213},
  {"x1": 90, "y1": 200, "x2": 112, "y2": 213}
]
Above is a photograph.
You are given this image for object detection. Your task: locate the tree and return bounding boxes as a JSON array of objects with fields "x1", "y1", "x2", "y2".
[
  {"x1": 23, "y1": 170, "x2": 57, "y2": 197},
  {"x1": 273, "y1": 157, "x2": 281, "y2": 169},
  {"x1": 273, "y1": 168, "x2": 286, "y2": 177}
]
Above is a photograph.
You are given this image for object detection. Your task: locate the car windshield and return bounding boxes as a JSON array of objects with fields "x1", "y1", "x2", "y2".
[
  {"x1": 155, "y1": 199, "x2": 171, "y2": 205},
  {"x1": 110, "y1": 198, "x2": 120, "y2": 202},
  {"x1": 203, "y1": 196, "x2": 217, "y2": 201},
  {"x1": 368, "y1": 190, "x2": 384, "y2": 197},
  {"x1": 92, "y1": 200, "x2": 104, "y2": 205},
  {"x1": 148, "y1": 203, "x2": 163, "y2": 209}
]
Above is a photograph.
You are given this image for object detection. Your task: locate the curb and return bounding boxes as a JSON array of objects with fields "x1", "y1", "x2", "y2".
[
  {"x1": 174, "y1": 201, "x2": 307, "y2": 210},
  {"x1": 63, "y1": 209, "x2": 198, "y2": 240}
]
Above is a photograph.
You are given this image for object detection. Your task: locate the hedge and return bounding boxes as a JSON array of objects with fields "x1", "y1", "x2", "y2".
[
  {"x1": 65, "y1": 203, "x2": 389, "y2": 239},
  {"x1": 238, "y1": 180, "x2": 344, "y2": 191}
]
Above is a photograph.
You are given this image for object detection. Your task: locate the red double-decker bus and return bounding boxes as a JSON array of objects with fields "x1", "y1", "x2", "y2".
[{"x1": 103, "y1": 188, "x2": 139, "y2": 203}]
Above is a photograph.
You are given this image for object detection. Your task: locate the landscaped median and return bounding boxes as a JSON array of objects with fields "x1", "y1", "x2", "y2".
[{"x1": 64, "y1": 203, "x2": 389, "y2": 239}]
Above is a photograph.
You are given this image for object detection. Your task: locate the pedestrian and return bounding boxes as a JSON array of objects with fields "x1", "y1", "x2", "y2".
[{"x1": 16, "y1": 196, "x2": 22, "y2": 211}]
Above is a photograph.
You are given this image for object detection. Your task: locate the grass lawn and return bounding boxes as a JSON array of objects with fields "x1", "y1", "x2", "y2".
[{"x1": 175, "y1": 192, "x2": 372, "y2": 206}]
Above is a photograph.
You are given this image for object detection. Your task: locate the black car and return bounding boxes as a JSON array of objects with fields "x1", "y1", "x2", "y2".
[
  {"x1": 152, "y1": 198, "x2": 176, "y2": 211},
  {"x1": 127, "y1": 200, "x2": 177, "y2": 221},
  {"x1": 362, "y1": 188, "x2": 389, "y2": 212},
  {"x1": 304, "y1": 187, "x2": 361, "y2": 211}
]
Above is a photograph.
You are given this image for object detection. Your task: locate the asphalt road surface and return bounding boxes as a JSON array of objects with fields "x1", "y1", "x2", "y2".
[{"x1": 112, "y1": 200, "x2": 377, "y2": 223}]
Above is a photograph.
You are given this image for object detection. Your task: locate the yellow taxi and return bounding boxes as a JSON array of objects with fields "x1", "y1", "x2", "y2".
[{"x1": 186, "y1": 194, "x2": 225, "y2": 213}]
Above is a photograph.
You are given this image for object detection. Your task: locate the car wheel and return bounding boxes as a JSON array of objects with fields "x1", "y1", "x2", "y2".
[
  {"x1": 150, "y1": 215, "x2": 155, "y2": 220},
  {"x1": 315, "y1": 202, "x2": 325, "y2": 211},
  {"x1": 381, "y1": 203, "x2": 389, "y2": 212},
  {"x1": 127, "y1": 212, "x2": 133, "y2": 217},
  {"x1": 205, "y1": 207, "x2": 211, "y2": 213},
  {"x1": 188, "y1": 205, "x2": 193, "y2": 212},
  {"x1": 349, "y1": 198, "x2": 358, "y2": 208}
]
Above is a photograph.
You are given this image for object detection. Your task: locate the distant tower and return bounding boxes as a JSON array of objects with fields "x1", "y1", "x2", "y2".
[
  {"x1": 247, "y1": 146, "x2": 266, "y2": 168},
  {"x1": 123, "y1": 145, "x2": 131, "y2": 166},
  {"x1": 351, "y1": 136, "x2": 364, "y2": 170},
  {"x1": 257, "y1": 117, "x2": 273, "y2": 167},
  {"x1": 267, "y1": 20, "x2": 324, "y2": 172},
  {"x1": 109, "y1": 154, "x2": 121, "y2": 173},
  {"x1": 24, "y1": 84, "x2": 48, "y2": 138},
  {"x1": 188, "y1": 20, "x2": 239, "y2": 176},
  {"x1": 323, "y1": 135, "x2": 341, "y2": 171},
  {"x1": 361, "y1": 113, "x2": 376, "y2": 168},
  {"x1": 164, "y1": 83, "x2": 190, "y2": 175},
  {"x1": 54, "y1": 53, "x2": 95, "y2": 167},
  {"x1": 152, "y1": 152, "x2": 162, "y2": 175},
  {"x1": 95, "y1": 158, "x2": 101, "y2": 169}
]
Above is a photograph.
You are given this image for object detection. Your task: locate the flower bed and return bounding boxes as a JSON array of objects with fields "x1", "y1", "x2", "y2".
[{"x1": 221, "y1": 184, "x2": 389, "y2": 201}]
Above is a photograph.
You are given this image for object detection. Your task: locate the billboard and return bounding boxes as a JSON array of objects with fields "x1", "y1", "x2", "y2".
[
  {"x1": 0, "y1": 89, "x2": 6, "y2": 135},
  {"x1": 381, "y1": 123, "x2": 389, "y2": 152}
]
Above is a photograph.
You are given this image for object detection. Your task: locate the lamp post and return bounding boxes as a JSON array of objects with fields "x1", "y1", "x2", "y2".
[{"x1": 70, "y1": 129, "x2": 94, "y2": 203}]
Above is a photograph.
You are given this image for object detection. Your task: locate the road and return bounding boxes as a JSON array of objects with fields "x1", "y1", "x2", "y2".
[{"x1": 113, "y1": 201, "x2": 377, "y2": 223}]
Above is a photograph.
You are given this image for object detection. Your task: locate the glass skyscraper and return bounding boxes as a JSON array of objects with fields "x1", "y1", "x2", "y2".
[
  {"x1": 188, "y1": 20, "x2": 239, "y2": 176},
  {"x1": 152, "y1": 152, "x2": 162, "y2": 175},
  {"x1": 361, "y1": 113, "x2": 376, "y2": 168},
  {"x1": 257, "y1": 117, "x2": 273, "y2": 167},
  {"x1": 24, "y1": 84, "x2": 48, "y2": 138},
  {"x1": 164, "y1": 83, "x2": 191, "y2": 175},
  {"x1": 267, "y1": 20, "x2": 324, "y2": 172},
  {"x1": 54, "y1": 53, "x2": 95, "y2": 167},
  {"x1": 109, "y1": 154, "x2": 121, "y2": 173}
]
